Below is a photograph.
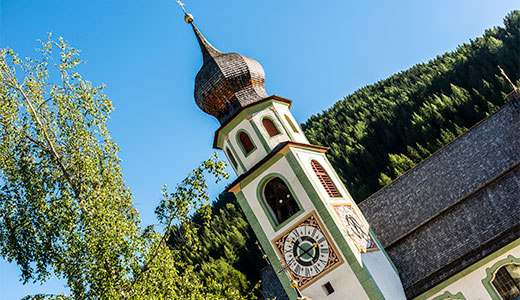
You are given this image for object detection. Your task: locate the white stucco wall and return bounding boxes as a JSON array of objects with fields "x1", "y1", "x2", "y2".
[
  {"x1": 363, "y1": 250, "x2": 407, "y2": 300},
  {"x1": 250, "y1": 107, "x2": 291, "y2": 150},
  {"x1": 239, "y1": 153, "x2": 373, "y2": 299},
  {"x1": 237, "y1": 146, "x2": 409, "y2": 300},
  {"x1": 293, "y1": 148, "x2": 406, "y2": 300},
  {"x1": 272, "y1": 102, "x2": 309, "y2": 145},
  {"x1": 222, "y1": 117, "x2": 268, "y2": 175},
  {"x1": 221, "y1": 101, "x2": 307, "y2": 176},
  {"x1": 424, "y1": 242, "x2": 520, "y2": 300}
]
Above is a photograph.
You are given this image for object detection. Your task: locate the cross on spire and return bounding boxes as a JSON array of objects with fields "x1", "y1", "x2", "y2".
[{"x1": 176, "y1": 0, "x2": 188, "y2": 15}]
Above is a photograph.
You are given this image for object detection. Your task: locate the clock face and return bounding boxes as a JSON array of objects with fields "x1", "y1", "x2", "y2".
[
  {"x1": 274, "y1": 211, "x2": 341, "y2": 289},
  {"x1": 283, "y1": 225, "x2": 330, "y2": 277},
  {"x1": 333, "y1": 204, "x2": 378, "y2": 253}
]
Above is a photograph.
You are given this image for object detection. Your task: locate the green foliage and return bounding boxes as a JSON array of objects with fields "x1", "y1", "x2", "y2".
[
  {"x1": 3, "y1": 10, "x2": 519, "y2": 300},
  {"x1": 301, "y1": 10, "x2": 520, "y2": 201},
  {"x1": 166, "y1": 11, "x2": 520, "y2": 297},
  {"x1": 0, "y1": 35, "x2": 253, "y2": 300},
  {"x1": 167, "y1": 193, "x2": 267, "y2": 296}
]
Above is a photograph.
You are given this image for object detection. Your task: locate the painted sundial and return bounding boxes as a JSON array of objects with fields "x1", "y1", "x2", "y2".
[{"x1": 332, "y1": 204, "x2": 378, "y2": 253}]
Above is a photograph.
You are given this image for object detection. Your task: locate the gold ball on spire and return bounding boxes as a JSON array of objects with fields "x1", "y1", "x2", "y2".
[{"x1": 184, "y1": 13, "x2": 194, "y2": 23}]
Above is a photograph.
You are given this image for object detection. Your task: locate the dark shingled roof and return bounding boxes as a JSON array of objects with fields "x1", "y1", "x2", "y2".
[
  {"x1": 359, "y1": 99, "x2": 520, "y2": 299},
  {"x1": 190, "y1": 23, "x2": 269, "y2": 124}
]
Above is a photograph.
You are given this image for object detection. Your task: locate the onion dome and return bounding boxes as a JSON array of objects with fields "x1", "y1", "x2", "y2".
[{"x1": 186, "y1": 17, "x2": 268, "y2": 124}]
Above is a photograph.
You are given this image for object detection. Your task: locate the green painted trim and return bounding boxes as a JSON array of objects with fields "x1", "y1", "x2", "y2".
[
  {"x1": 239, "y1": 153, "x2": 285, "y2": 189},
  {"x1": 482, "y1": 254, "x2": 520, "y2": 300},
  {"x1": 272, "y1": 109, "x2": 296, "y2": 141},
  {"x1": 235, "y1": 191, "x2": 297, "y2": 299},
  {"x1": 249, "y1": 119, "x2": 271, "y2": 153},
  {"x1": 431, "y1": 291, "x2": 467, "y2": 300},
  {"x1": 284, "y1": 113, "x2": 300, "y2": 134},
  {"x1": 215, "y1": 99, "x2": 291, "y2": 148},
  {"x1": 290, "y1": 144, "x2": 328, "y2": 153},
  {"x1": 224, "y1": 147, "x2": 239, "y2": 172},
  {"x1": 255, "y1": 172, "x2": 304, "y2": 231},
  {"x1": 285, "y1": 151, "x2": 384, "y2": 300},
  {"x1": 261, "y1": 115, "x2": 284, "y2": 138},
  {"x1": 227, "y1": 140, "x2": 247, "y2": 173},
  {"x1": 369, "y1": 228, "x2": 400, "y2": 276},
  {"x1": 413, "y1": 237, "x2": 520, "y2": 300},
  {"x1": 235, "y1": 129, "x2": 257, "y2": 158}
]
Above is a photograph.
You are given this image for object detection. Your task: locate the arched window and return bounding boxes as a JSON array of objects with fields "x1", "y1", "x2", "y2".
[
  {"x1": 264, "y1": 177, "x2": 299, "y2": 225},
  {"x1": 311, "y1": 160, "x2": 341, "y2": 197},
  {"x1": 491, "y1": 263, "x2": 520, "y2": 299},
  {"x1": 284, "y1": 114, "x2": 298, "y2": 133},
  {"x1": 262, "y1": 117, "x2": 280, "y2": 137},
  {"x1": 238, "y1": 131, "x2": 255, "y2": 154},
  {"x1": 226, "y1": 148, "x2": 238, "y2": 170}
]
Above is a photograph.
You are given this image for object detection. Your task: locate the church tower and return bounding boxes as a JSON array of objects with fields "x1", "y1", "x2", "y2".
[{"x1": 182, "y1": 11, "x2": 407, "y2": 300}]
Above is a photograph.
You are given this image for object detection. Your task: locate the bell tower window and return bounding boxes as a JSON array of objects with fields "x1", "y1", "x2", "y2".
[
  {"x1": 262, "y1": 117, "x2": 280, "y2": 137},
  {"x1": 311, "y1": 160, "x2": 341, "y2": 198},
  {"x1": 238, "y1": 131, "x2": 255, "y2": 154},
  {"x1": 264, "y1": 177, "x2": 299, "y2": 225}
]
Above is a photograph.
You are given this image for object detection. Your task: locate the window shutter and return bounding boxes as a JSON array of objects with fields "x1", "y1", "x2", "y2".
[
  {"x1": 239, "y1": 132, "x2": 255, "y2": 153},
  {"x1": 262, "y1": 118, "x2": 280, "y2": 137},
  {"x1": 311, "y1": 160, "x2": 341, "y2": 197}
]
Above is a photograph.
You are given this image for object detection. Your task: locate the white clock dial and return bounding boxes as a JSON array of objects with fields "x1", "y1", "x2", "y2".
[
  {"x1": 283, "y1": 225, "x2": 330, "y2": 277},
  {"x1": 273, "y1": 211, "x2": 342, "y2": 289}
]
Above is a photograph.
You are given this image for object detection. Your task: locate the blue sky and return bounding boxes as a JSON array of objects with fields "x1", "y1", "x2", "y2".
[{"x1": 0, "y1": 0, "x2": 518, "y2": 298}]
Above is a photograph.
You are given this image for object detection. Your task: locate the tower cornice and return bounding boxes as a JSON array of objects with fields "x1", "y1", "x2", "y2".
[{"x1": 225, "y1": 141, "x2": 328, "y2": 194}]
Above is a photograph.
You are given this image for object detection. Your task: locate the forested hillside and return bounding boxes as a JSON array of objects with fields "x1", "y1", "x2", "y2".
[
  {"x1": 171, "y1": 10, "x2": 520, "y2": 297},
  {"x1": 302, "y1": 10, "x2": 519, "y2": 201},
  {"x1": 168, "y1": 193, "x2": 268, "y2": 296}
]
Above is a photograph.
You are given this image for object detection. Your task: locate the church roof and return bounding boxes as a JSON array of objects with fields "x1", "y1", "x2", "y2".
[{"x1": 359, "y1": 100, "x2": 520, "y2": 298}]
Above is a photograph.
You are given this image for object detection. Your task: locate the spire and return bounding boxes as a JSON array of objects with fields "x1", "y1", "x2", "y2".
[
  {"x1": 176, "y1": 0, "x2": 268, "y2": 124},
  {"x1": 176, "y1": 0, "x2": 222, "y2": 64},
  {"x1": 190, "y1": 23, "x2": 223, "y2": 64}
]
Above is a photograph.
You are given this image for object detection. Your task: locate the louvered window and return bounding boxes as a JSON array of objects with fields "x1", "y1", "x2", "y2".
[
  {"x1": 311, "y1": 160, "x2": 341, "y2": 197},
  {"x1": 264, "y1": 177, "x2": 299, "y2": 225},
  {"x1": 262, "y1": 118, "x2": 280, "y2": 137},
  {"x1": 239, "y1": 132, "x2": 255, "y2": 154}
]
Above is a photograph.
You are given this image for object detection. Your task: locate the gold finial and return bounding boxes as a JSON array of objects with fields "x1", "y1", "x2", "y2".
[{"x1": 176, "y1": 0, "x2": 194, "y2": 23}]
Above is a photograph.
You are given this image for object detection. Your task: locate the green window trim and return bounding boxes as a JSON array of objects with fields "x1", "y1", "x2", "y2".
[
  {"x1": 234, "y1": 190, "x2": 298, "y2": 299},
  {"x1": 261, "y1": 115, "x2": 283, "y2": 138},
  {"x1": 226, "y1": 140, "x2": 247, "y2": 173},
  {"x1": 249, "y1": 119, "x2": 271, "y2": 153},
  {"x1": 284, "y1": 113, "x2": 299, "y2": 134},
  {"x1": 271, "y1": 109, "x2": 295, "y2": 141},
  {"x1": 256, "y1": 172, "x2": 304, "y2": 231},
  {"x1": 414, "y1": 238, "x2": 520, "y2": 300},
  {"x1": 482, "y1": 254, "x2": 520, "y2": 300},
  {"x1": 431, "y1": 291, "x2": 467, "y2": 300},
  {"x1": 225, "y1": 147, "x2": 239, "y2": 171},
  {"x1": 285, "y1": 151, "x2": 384, "y2": 300},
  {"x1": 236, "y1": 129, "x2": 257, "y2": 157}
]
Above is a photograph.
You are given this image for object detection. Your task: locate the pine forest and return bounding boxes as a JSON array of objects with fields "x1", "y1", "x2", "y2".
[{"x1": 171, "y1": 10, "x2": 519, "y2": 297}]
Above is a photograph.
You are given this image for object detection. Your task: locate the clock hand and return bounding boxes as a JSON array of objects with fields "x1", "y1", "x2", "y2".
[{"x1": 296, "y1": 243, "x2": 319, "y2": 259}]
